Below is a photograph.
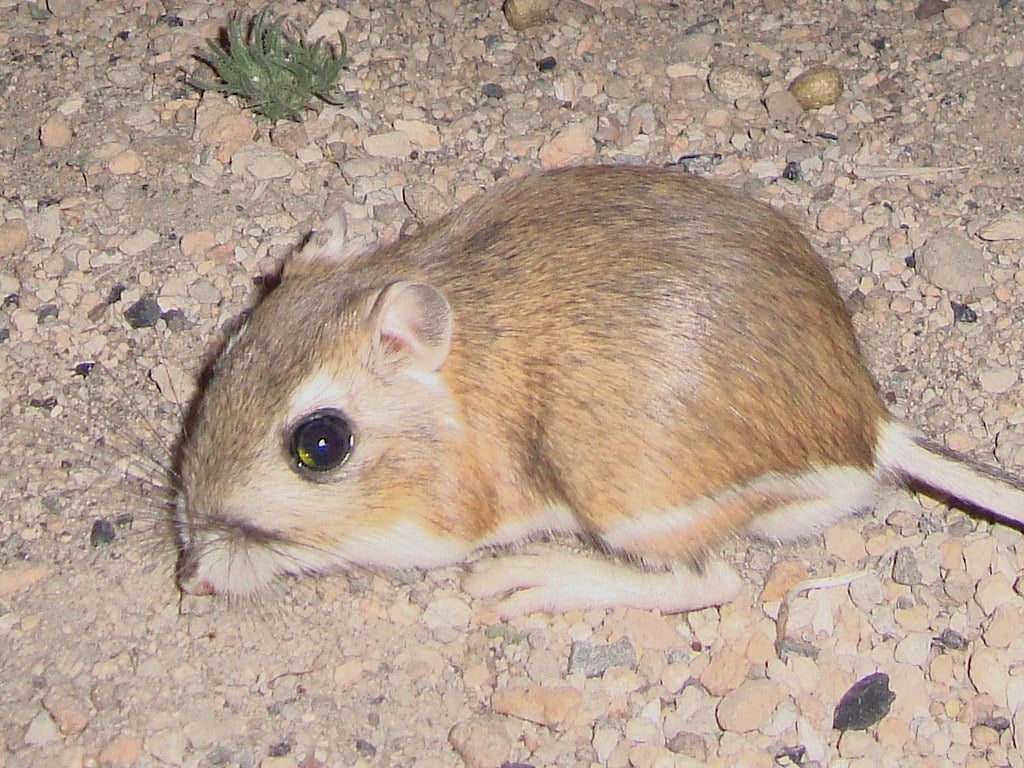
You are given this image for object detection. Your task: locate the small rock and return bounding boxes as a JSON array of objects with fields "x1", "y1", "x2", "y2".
[
  {"x1": 765, "y1": 89, "x2": 803, "y2": 122},
  {"x1": 27, "y1": 205, "x2": 62, "y2": 246},
  {"x1": 42, "y1": 688, "x2": 90, "y2": 735},
  {"x1": 393, "y1": 119, "x2": 441, "y2": 151},
  {"x1": 46, "y1": 0, "x2": 83, "y2": 17},
  {"x1": 447, "y1": 717, "x2": 512, "y2": 768},
  {"x1": 789, "y1": 65, "x2": 844, "y2": 110},
  {"x1": 950, "y1": 301, "x2": 977, "y2": 323},
  {"x1": 490, "y1": 684, "x2": 581, "y2": 730},
  {"x1": 893, "y1": 632, "x2": 932, "y2": 666},
  {"x1": 968, "y1": 647, "x2": 1009, "y2": 707},
  {"x1": 716, "y1": 679, "x2": 783, "y2": 732},
  {"x1": 40, "y1": 113, "x2": 72, "y2": 148},
  {"x1": 23, "y1": 710, "x2": 60, "y2": 747},
  {"x1": 699, "y1": 645, "x2": 749, "y2": 696},
  {"x1": 123, "y1": 296, "x2": 161, "y2": 329},
  {"x1": 915, "y1": 0, "x2": 948, "y2": 18},
  {"x1": 90, "y1": 518, "x2": 116, "y2": 546},
  {"x1": 422, "y1": 595, "x2": 471, "y2": 630},
  {"x1": 979, "y1": 366, "x2": 1018, "y2": 395},
  {"x1": 196, "y1": 101, "x2": 258, "y2": 163},
  {"x1": 977, "y1": 212, "x2": 1024, "y2": 241},
  {"x1": 0, "y1": 221, "x2": 30, "y2": 259},
  {"x1": 914, "y1": 229, "x2": 987, "y2": 293},
  {"x1": 503, "y1": 0, "x2": 550, "y2": 30},
  {"x1": 892, "y1": 547, "x2": 922, "y2": 586},
  {"x1": 363, "y1": 130, "x2": 412, "y2": 159},
  {"x1": 119, "y1": 229, "x2": 160, "y2": 257},
  {"x1": 307, "y1": 8, "x2": 349, "y2": 45},
  {"x1": 481, "y1": 83, "x2": 506, "y2": 99},
  {"x1": 180, "y1": 231, "x2": 216, "y2": 259},
  {"x1": 568, "y1": 637, "x2": 637, "y2": 677},
  {"x1": 816, "y1": 205, "x2": 856, "y2": 234},
  {"x1": 404, "y1": 182, "x2": 454, "y2": 221},
  {"x1": 538, "y1": 122, "x2": 595, "y2": 168},
  {"x1": 147, "y1": 730, "x2": 187, "y2": 766},
  {"x1": 98, "y1": 735, "x2": 144, "y2": 768},
  {"x1": 761, "y1": 559, "x2": 810, "y2": 602},
  {"x1": 231, "y1": 143, "x2": 295, "y2": 179},
  {"x1": 833, "y1": 672, "x2": 896, "y2": 731},
  {"x1": 187, "y1": 279, "x2": 220, "y2": 305},
  {"x1": 0, "y1": 563, "x2": 49, "y2": 596},
  {"x1": 107, "y1": 149, "x2": 143, "y2": 175},
  {"x1": 707, "y1": 65, "x2": 764, "y2": 105},
  {"x1": 983, "y1": 603, "x2": 1024, "y2": 649},
  {"x1": 943, "y1": 5, "x2": 972, "y2": 29},
  {"x1": 975, "y1": 573, "x2": 1018, "y2": 615}
]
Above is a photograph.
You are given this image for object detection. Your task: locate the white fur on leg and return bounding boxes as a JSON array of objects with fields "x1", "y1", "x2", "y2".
[{"x1": 464, "y1": 552, "x2": 743, "y2": 617}]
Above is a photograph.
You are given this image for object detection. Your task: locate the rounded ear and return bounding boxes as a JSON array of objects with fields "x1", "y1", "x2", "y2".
[
  {"x1": 369, "y1": 282, "x2": 453, "y2": 372},
  {"x1": 283, "y1": 211, "x2": 360, "y2": 277}
]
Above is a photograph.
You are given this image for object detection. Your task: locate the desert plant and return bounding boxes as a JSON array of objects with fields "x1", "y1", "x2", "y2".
[{"x1": 196, "y1": 8, "x2": 346, "y2": 122}]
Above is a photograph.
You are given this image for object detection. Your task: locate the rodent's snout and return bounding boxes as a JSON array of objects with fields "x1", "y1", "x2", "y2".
[{"x1": 175, "y1": 550, "x2": 216, "y2": 597}]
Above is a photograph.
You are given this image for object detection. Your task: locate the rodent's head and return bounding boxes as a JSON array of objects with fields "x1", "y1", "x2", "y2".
[{"x1": 175, "y1": 218, "x2": 461, "y2": 598}]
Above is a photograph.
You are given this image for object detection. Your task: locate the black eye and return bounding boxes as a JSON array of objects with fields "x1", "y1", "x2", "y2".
[{"x1": 289, "y1": 410, "x2": 354, "y2": 473}]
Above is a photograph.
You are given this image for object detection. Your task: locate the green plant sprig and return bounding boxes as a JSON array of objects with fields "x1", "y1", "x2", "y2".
[{"x1": 196, "y1": 8, "x2": 346, "y2": 122}]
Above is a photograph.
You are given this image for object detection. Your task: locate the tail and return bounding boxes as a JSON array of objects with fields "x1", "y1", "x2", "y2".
[{"x1": 876, "y1": 420, "x2": 1024, "y2": 527}]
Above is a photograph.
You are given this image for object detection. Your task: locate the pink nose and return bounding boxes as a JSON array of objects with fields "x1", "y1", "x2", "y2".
[{"x1": 177, "y1": 556, "x2": 216, "y2": 596}]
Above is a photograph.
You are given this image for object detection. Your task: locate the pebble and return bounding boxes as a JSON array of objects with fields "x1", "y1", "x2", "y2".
[
  {"x1": 363, "y1": 131, "x2": 412, "y2": 159},
  {"x1": 42, "y1": 688, "x2": 90, "y2": 735},
  {"x1": 123, "y1": 296, "x2": 161, "y2": 328},
  {"x1": 180, "y1": 231, "x2": 216, "y2": 259},
  {"x1": 983, "y1": 603, "x2": 1024, "y2": 649},
  {"x1": 147, "y1": 729, "x2": 186, "y2": 765},
  {"x1": 893, "y1": 632, "x2": 933, "y2": 666},
  {"x1": 538, "y1": 121, "x2": 595, "y2": 168},
  {"x1": 968, "y1": 647, "x2": 1009, "y2": 707},
  {"x1": 974, "y1": 572, "x2": 1018, "y2": 615},
  {"x1": 0, "y1": 563, "x2": 49, "y2": 597},
  {"x1": 568, "y1": 637, "x2": 637, "y2": 677},
  {"x1": 0, "y1": 221, "x2": 29, "y2": 259},
  {"x1": 914, "y1": 230, "x2": 987, "y2": 293},
  {"x1": 892, "y1": 547, "x2": 922, "y2": 586},
  {"x1": 98, "y1": 735, "x2": 144, "y2": 767},
  {"x1": 833, "y1": 673, "x2": 896, "y2": 731},
  {"x1": 404, "y1": 182, "x2": 454, "y2": 221},
  {"x1": 119, "y1": 229, "x2": 160, "y2": 256},
  {"x1": 503, "y1": 0, "x2": 550, "y2": 30},
  {"x1": 943, "y1": 5, "x2": 972, "y2": 29},
  {"x1": 977, "y1": 212, "x2": 1024, "y2": 241},
  {"x1": 448, "y1": 717, "x2": 511, "y2": 768},
  {"x1": 196, "y1": 106, "x2": 258, "y2": 163},
  {"x1": 40, "y1": 112, "x2": 72, "y2": 148},
  {"x1": 716, "y1": 679, "x2": 783, "y2": 733},
  {"x1": 23, "y1": 710, "x2": 60, "y2": 746},
  {"x1": 490, "y1": 683, "x2": 581, "y2": 730},
  {"x1": 765, "y1": 89, "x2": 803, "y2": 122},
  {"x1": 788, "y1": 65, "x2": 844, "y2": 110},
  {"x1": 393, "y1": 119, "x2": 441, "y2": 151},
  {"x1": 698, "y1": 645, "x2": 749, "y2": 696},
  {"x1": 421, "y1": 594, "x2": 471, "y2": 630},
  {"x1": 978, "y1": 366, "x2": 1018, "y2": 395},
  {"x1": 707, "y1": 65, "x2": 764, "y2": 105},
  {"x1": 307, "y1": 8, "x2": 349, "y2": 43},
  {"x1": 107, "y1": 149, "x2": 143, "y2": 175},
  {"x1": 231, "y1": 143, "x2": 296, "y2": 179}
]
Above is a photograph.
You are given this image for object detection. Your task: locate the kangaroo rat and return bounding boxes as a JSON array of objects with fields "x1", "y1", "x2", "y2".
[{"x1": 174, "y1": 165, "x2": 1024, "y2": 615}]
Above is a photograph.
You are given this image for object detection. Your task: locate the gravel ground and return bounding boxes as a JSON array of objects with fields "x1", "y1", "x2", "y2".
[{"x1": 3, "y1": 0, "x2": 1024, "y2": 766}]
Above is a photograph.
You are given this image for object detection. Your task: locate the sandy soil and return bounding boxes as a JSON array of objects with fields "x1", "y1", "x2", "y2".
[{"x1": 3, "y1": 0, "x2": 1024, "y2": 766}]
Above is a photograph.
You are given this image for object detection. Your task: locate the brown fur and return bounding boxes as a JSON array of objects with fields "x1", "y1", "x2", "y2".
[{"x1": 177, "y1": 165, "x2": 888, "y2": 595}]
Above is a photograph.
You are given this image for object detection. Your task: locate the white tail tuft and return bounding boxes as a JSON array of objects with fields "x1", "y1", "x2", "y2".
[{"x1": 876, "y1": 420, "x2": 1024, "y2": 527}]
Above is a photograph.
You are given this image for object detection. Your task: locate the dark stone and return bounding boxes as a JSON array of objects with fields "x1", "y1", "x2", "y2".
[
  {"x1": 267, "y1": 739, "x2": 291, "y2": 757},
  {"x1": 914, "y1": 0, "x2": 948, "y2": 19},
  {"x1": 950, "y1": 301, "x2": 978, "y2": 323},
  {"x1": 568, "y1": 637, "x2": 637, "y2": 677},
  {"x1": 481, "y1": 82, "x2": 506, "y2": 99},
  {"x1": 73, "y1": 361, "x2": 95, "y2": 377},
  {"x1": 932, "y1": 627, "x2": 968, "y2": 651},
  {"x1": 36, "y1": 304, "x2": 59, "y2": 323},
  {"x1": 29, "y1": 396, "x2": 58, "y2": 411},
  {"x1": 123, "y1": 295, "x2": 161, "y2": 328},
  {"x1": 90, "y1": 518, "x2": 117, "y2": 547},
  {"x1": 891, "y1": 547, "x2": 922, "y2": 586},
  {"x1": 161, "y1": 308, "x2": 187, "y2": 332},
  {"x1": 782, "y1": 161, "x2": 801, "y2": 181},
  {"x1": 833, "y1": 672, "x2": 896, "y2": 731},
  {"x1": 354, "y1": 739, "x2": 376, "y2": 757},
  {"x1": 536, "y1": 56, "x2": 557, "y2": 72}
]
